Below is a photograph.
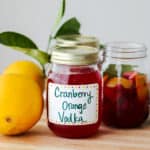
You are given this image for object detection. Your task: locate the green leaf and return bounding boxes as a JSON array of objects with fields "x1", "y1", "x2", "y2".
[
  {"x1": 0, "y1": 32, "x2": 38, "y2": 49},
  {"x1": 0, "y1": 31, "x2": 50, "y2": 66},
  {"x1": 104, "y1": 64, "x2": 117, "y2": 78},
  {"x1": 104, "y1": 64, "x2": 133, "y2": 78},
  {"x1": 121, "y1": 64, "x2": 133, "y2": 74},
  {"x1": 55, "y1": 17, "x2": 81, "y2": 38},
  {"x1": 99, "y1": 44, "x2": 105, "y2": 49}
]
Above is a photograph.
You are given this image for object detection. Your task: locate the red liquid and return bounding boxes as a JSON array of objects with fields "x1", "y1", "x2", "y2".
[
  {"x1": 47, "y1": 66, "x2": 102, "y2": 138},
  {"x1": 103, "y1": 73, "x2": 149, "y2": 128}
]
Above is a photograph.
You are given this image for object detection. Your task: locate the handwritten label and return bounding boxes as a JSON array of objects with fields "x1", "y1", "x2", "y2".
[{"x1": 48, "y1": 83, "x2": 99, "y2": 125}]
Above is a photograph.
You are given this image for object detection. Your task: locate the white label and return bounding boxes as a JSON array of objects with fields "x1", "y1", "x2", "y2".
[{"x1": 48, "y1": 83, "x2": 99, "y2": 125}]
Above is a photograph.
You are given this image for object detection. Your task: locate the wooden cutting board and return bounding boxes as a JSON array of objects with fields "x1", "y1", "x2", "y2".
[{"x1": 0, "y1": 110, "x2": 150, "y2": 150}]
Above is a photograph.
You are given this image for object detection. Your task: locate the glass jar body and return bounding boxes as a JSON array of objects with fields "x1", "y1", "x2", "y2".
[
  {"x1": 47, "y1": 63, "x2": 102, "y2": 138},
  {"x1": 102, "y1": 54, "x2": 149, "y2": 128}
]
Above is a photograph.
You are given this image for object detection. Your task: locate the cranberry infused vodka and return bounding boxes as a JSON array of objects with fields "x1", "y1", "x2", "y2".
[{"x1": 47, "y1": 46, "x2": 102, "y2": 138}]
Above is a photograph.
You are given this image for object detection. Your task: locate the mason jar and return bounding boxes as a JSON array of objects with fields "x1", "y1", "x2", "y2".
[
  {"x1": 102, "y1": 42, "x2": 149, "y2": 128},
  {"x1": 47, "y1": 46, "x2": 102, "y2": 138}
]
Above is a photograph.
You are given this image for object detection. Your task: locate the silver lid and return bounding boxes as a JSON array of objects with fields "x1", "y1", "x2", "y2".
[
  {"x1": 51, "y1": 46, "x2": 99, "y2": 65},
  {"x1": 56, "y1": 35, "x2": 100, "y2": 48}
]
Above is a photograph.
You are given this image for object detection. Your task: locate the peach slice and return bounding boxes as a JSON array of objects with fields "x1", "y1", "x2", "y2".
[
  {"x1": 135, "y1": 74, "x2": 147, "y2": 88},
  {"x1": 135, "y1": 74, "x2": 149, "y2": 101},
  {"x1": 103, "y1": 75, "x2": 109, "y2": 83},
  {"x1": 137, "y1": 86, "x2": 149, "y2": 101},
  {"x1": 107, "y1": 77, "x2": 132, "y2": 89}
]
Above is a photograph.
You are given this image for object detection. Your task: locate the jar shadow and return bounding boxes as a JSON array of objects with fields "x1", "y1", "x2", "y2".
[{"x1": 87, "y1": 127, "x2": 114, "y2": 139}]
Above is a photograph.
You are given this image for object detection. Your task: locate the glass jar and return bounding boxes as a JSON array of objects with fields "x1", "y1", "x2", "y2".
[
  {"x1": 47, "y1": 46, "x2": 102, "y2": 138},
  {"x1": 102, "y1": 42, "x2": 149, "y2": 128}
]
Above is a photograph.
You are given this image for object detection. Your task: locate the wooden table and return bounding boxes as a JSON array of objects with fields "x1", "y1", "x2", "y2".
[{"x1": 0, "y1": 110, "x2": 150, "y2": 150}]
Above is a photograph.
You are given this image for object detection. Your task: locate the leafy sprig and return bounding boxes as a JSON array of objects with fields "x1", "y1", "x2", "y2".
[{"x1": 0, "y1": 0, "x2": 81, "y2": 72}]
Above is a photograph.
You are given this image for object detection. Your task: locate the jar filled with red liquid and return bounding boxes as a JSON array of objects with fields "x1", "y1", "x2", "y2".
[
  {"x1": 47, "y1": 45, "x2": 102, "y2": 138},
  {"x1": 102, "y1": 42, "x2": 149, "y2": 128}
]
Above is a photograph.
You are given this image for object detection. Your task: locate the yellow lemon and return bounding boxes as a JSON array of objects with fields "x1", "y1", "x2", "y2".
[
  {"x1": 0, "y1": 74, "x2": 43, "y2": 135},
  {"x1": 3, "y1": 60, "x2": 45, "y2": 91}
]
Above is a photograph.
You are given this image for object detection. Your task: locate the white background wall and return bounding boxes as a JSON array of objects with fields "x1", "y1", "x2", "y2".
[{"x1": 0, "y1": 0, "x2": 150, "y2": 73}]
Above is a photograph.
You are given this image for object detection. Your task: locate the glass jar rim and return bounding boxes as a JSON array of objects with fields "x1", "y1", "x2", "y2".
[{"x1": 104, "y1": 41, "x2": 147, "y2": 59}]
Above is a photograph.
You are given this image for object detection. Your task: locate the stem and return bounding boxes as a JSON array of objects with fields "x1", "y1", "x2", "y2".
[
  {"x1": 42, "y1": 65, "x2": 46, "y2": 77},
  {"x1": 46, "y1": 35, "x2": 53, "y2": 52},
  {"x1": 46, "y1": 0, "x2": 66, "y2": 52}
]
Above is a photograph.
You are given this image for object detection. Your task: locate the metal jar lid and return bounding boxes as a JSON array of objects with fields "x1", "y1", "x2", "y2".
[
  {"x1": 51, "y1": 46, "x2": 99, "y2": 65},
  {"x1": 56, "y1": 35, "x2": 100, "y2": 48}
]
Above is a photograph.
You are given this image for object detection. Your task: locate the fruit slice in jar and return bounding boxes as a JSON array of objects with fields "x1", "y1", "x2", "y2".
[
  {"x1": 123, "y1": 71, "x2": 137, "y2": 80},
  {"x1": 137, "y1": 86, "x2": 149, "y2": 101},
  {"x1": 103, "y1": 75, "x2": 109, "y2": 83},
  {"x1": 135, "y1": 74, "x2": 147, "y2": 87},
  {"x1": 135, "y1": 74, "x2": 149, "y2": 101},
  {"x1": 106, "y1": 77, "x2": 132, "y2": 89},
  {"x1": 104, "y1": 77, "x2": 132, "y2": 102}
]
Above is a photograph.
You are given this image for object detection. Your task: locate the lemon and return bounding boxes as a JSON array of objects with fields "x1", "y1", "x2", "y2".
[
  {"x1": 0, "y1": 74, "x2": 43, "y2": 135},
  {"x1": 3, "y1": 60, "x2": 45, "y2": 91}
]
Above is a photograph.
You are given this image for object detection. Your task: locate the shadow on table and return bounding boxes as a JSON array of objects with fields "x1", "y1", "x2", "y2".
[{"x1": 86, "y1": 126, "x2": 114, "y2": 139}]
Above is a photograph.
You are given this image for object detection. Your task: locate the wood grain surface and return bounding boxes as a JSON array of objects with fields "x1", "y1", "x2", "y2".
[{"x1": 0, "y1": 110, "x2": 150, "y2": 150}]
